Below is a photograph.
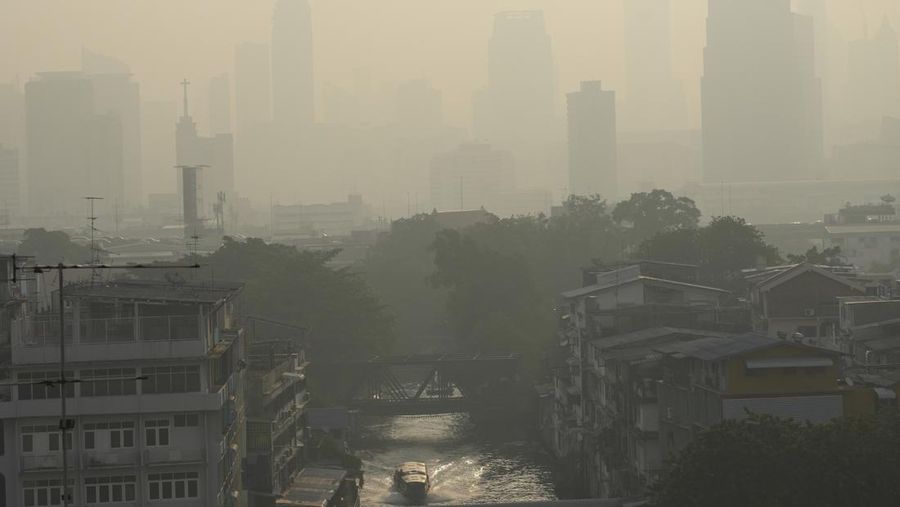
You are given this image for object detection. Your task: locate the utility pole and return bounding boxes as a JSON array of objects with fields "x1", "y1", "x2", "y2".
[
  {"x1": 85, "y1": 196, "x2": 103, "y2": 286},
  {"x1": 10, "y1": 260, "x2": 199, "y2": 507}
]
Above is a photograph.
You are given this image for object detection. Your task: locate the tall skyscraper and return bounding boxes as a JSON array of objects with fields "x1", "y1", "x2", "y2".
[
  {"x1": 208, "y1": 73, "x2": 232, "y2": 136},
  {"x1": 567, "y1": 81, "x2": 617, "y2": 199},
  {"x1": 845, "y1": 18, "x2": 900, "y2": 135},
  {"x1": 26, "y1": 72, "x2": 125, "y2": 217},
  {"x1": 474, "y1": 11, "x2": 556, "y2": 189},
  {"x1": 234, "y1": 42, "x2": 272, "y2": 134},
  {"x1": 702, "y1": 0, "x2": 823, "y2": 183},
  {"x1": 622, "y1": 0, "x2": 686, "y2": 131},
  {"x1": 271, "y1": 0, "x2": 314, "y2": 129}
]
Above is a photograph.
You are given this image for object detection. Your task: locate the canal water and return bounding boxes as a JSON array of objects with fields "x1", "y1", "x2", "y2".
[{"x1": 356, "y1": 413, "x2": 558, "y2": 506}]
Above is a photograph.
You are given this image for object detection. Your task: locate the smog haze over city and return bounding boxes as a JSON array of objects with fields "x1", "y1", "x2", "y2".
[{"x1": 4, "y1": 1, "x2": 900, "y2": 506}]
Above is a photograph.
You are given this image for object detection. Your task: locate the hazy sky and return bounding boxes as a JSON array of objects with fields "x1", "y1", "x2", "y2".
[{"x1": 4, "y1": 0, "x2": 900, "y2": 128}]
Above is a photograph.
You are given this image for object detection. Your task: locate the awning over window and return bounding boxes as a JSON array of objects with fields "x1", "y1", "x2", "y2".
[{"x1": 745, "y1": 357, "x2": 833, "y2": 369}]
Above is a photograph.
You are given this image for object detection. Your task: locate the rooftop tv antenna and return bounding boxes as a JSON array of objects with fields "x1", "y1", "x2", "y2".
[{"x1": 85, "y1": 196, "x2": 104, "y2": 286}]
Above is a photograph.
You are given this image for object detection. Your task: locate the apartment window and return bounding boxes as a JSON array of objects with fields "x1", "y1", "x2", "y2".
[
  {"x1": 48, "y1": 432, "x2": 73, "y2": 451},
  {"x1": 147, "y1": 472, "x2": 199, "y2": 500},
  {"x1": 80, "y1": 369, "x2": 137, "y2": 396},
  {"x1": 21, "y1": 425, "x2": 71, "y2": 454},
  {"x1": 173, "y1": 414, "x2": 200, "y2": 428},
  {"x1": 144, "y1": 419, "x2": 170, "y2": 447},
  {"x1": 83, "y1": 422, "x2": 135, "y2": 450},
  {"x1": 17, "y1": 371, "x2": 75, "y2": 400},
  {"x1": 142, "y1": 365, "x2": 200, "y2": 394},
  {"x1": 23, "y1": 479, "x2": 72, "y2": 507},
  {"x1": 84, "y1": 476, "x2": 136, "y2": 504}
]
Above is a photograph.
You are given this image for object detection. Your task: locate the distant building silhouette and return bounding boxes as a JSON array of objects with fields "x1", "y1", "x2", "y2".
[
  {"x1": 474, "y1": 11, "x2": 556, "y2": 190},
  {"x1": 25, "y1": 72, "x2": 125, "y2": 217},
  {"x1": 234, "y1": 42, "x2": 273, "y2": 134},
  {"x1": 430, "y1": 143, "x2": 514, "y2": 212},
  {"x1": 0, "y1": 80, "x2": 25, "y2": 156},
  {"x1": 141, "y1": 99, "x2": 177, "y2": 196},
  {"x1": 396, "y1": 79, "x2": 443, "y2": 133},
  {"x1": 622, "y1": 0, "x2": 686, "y2": 131},
  {"x1": 567, "y1": 81, "x2": 617, "y2": 199},
  {"x1": 272, "y1": 0, "x2": 314, "y2": 129},
  {"x1": 208, "y1": 73, "x2": 232, "y2": 136},
  {"x1": 82, "y1": 51, "x2": 143, "y2": 208},
  {"x1": 0, "y1": 144, "x2": 19, "y2": 223},
  {"x1": 175, "y1": 80, "x2": 234, "y2": 228},
  {"x1": 702, "y1": 0, "x2": 823, "y2": 183},
  {"x1": 845, "y1": 18, "x2": 900, "y2": 138}
]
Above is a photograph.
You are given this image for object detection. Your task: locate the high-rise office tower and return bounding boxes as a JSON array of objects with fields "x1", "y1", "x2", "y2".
[
  {"x1": 234, "y1": 42, "x2": 272, "y2": 134},
  {"x1": 475, "y1": 11, "x2": 555, "y2": 189},
  {"x1": 26, "y1": 72, "x2": 125, "y2": 217},
  {"x1": 208, "y1": 73, "x2": 232, "y2": 136},
  {"x1": 567, "y1": 81, "x2": 617, "y2": 199},
  {"x1": 845, "y1": 18, "x2": 900, "y2": 133},
  {"x1": 622, "y1": 0, "x2": 686, "y2": 131},
  {"x1": 271, "y1": 0, "x2": 314, "y2": 129},
  {"x1": 702, "y1": 0, "x2": 823, "y2": 183}
]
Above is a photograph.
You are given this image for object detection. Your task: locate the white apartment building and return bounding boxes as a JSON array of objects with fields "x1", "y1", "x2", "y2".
[{"x1": 0, "y1": 275, "x2": 246, "y2": 507}]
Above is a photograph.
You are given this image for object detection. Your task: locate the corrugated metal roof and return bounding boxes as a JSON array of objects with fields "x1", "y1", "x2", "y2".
[
  {"x1": 656, "y1": 333, "x2": 778, "y2": 361},
  {"x1": 561, "y1": 274, "x2": 727, "y2": 299}
]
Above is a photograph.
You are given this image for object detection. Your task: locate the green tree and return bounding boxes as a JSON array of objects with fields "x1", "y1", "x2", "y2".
[
  {"x1": 612, "y1": 189, "x2": 701, "y2": 242},
  {"x1": 651, "y1": 411, "x2": 900, "y2": 507},
  {"x1": 786, "y1": 245, "x2": 846, "y2": 266},
  {"x1": 171, "y1": 237, "x2": 394, "y2": 360},
  {"x1": 363, "y1": 213, "x2": 449, "y2": 349},
  {"x1": 637, "y1": 216, "x2": 781, "y2": 286},
  {"x1": 17, "y1": 228, "x2": 92, "y2": 264},
  {"x1": 430, "y1": 229, "x2": 555, "y2": 368}
]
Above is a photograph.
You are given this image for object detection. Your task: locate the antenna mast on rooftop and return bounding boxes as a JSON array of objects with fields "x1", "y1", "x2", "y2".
[{"x1": 85, "y1": 196, "x2": 104, "y2": 286}]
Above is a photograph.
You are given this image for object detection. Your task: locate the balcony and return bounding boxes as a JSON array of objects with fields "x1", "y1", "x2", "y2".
[
  {"x1": 21, "y1": 453, "x2": 65, "y2": 471},
  {"x1": 83, "y1": 450, "x2": 140, "y2": 468},
  {"x1": 143, "y1": 448, "x2": 205, "y2": 465}
]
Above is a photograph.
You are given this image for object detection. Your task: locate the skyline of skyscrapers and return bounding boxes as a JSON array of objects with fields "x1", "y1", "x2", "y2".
[{"x1": 6, "y1": 2, "x2": 900, "y2": 228}]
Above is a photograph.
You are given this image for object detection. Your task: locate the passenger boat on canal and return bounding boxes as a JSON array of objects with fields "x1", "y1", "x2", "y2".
[{"x1": 393, "y1": 461, "x2": 431, "y2": 502}]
